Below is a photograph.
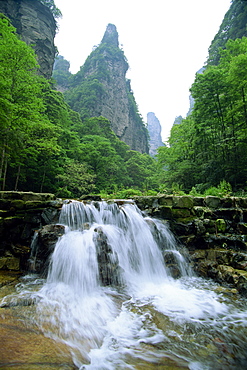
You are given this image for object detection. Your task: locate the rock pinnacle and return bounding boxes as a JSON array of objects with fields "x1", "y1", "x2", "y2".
[{"x1": 101, "y1": 24, "x2": 119, "y2": 47}]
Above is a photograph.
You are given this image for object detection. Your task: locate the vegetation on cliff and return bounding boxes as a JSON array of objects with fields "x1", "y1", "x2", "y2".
[
  {"x1": 58, "y1": 24, "x2": 149, "y2": 153},
  {"x1": 2, "y1": 1, "x2": 247, "y2": 198},
  {"x1": 157, "y1": 36, "x2": 247, "y2": 195},
  {"x1": 208, "y1": 0, "x2": 247, "y2": 65},
  {"x1": 39, "y1": 0, "x2": 62, "y2": 19},
  {"x1": 0, "y1": 15, "x2": 158, "y2": 197}
]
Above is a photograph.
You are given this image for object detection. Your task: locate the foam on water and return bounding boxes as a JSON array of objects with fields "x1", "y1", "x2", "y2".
[{"x1": 2, "y1": 200, "x2": 247, "y2": 369}]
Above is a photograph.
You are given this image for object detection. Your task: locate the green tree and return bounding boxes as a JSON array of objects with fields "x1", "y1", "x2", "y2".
[
  {"x1": 125, "y1": 150, "x2": 159, "y2": 190},
  {"x1": 160, "y1": 37, "x2": 247, "y2": 193},
  {"x1": 56, "y1": 159, "x2": 96, "y2": 198},
  {"x1": 0, "y1": 14, "x2": 59, "y2": 190},
  {"x1": 79, "y1": 135, "x2": 129, "y2": 192}
]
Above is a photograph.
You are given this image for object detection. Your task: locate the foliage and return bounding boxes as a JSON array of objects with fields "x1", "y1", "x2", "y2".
[
  {"x1": 0, "y1": 14, "x2": 58, "y2": 191},
  {"x1": 189, "y1": 181, "x2": 232, "y2": 198},
  {"x1": 102, "y1": 188, "x2": 143, "y2": 199},
  {"x1": 100, "y1": 188, "x2": 159, "y2": 200},
  {"x1": 0, "y1": 14, "x2": 168, "y2": 198},
  {"x1": 208, "y1": 0, "x2": 247, "y2": 65},
  {"x1": 38, "y1": 0, "x2": 62, "y2": 19},
  {"x1": 71, "y1": 116, "x2": 158, "y2": 193},
  {"x1": 157, "y1": 37, "x2": 247, "y2": 194},
  {"x1": 52, "y1": 55, "x2": 71, "y2": 89},
  {"x1": 56, "y1": 159, "x2": 95, "y2": 198}
]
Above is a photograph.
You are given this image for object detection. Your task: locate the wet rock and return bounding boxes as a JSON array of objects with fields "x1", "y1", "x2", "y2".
[
  {"x1": 94, "y1": 227, "x2": 122, "y2": 287},
  {"x1": 238, "y1": 223, "x2": 247, "y2": 234},
  {"x1": 232, "y1": 252, "x2": 247, "y2": 270},
  {"x1": 0, "y1": 256, "x2": 20, "y2": 271},
  {"x1": 237, "y1": 273, "x2": 247, "y2": 296},
  {"x1": 152, "y1": 206, "x2": 173, "y2": 219},
  {"x1": 41, "y1": 207, "x2": 61, "y2": 224},
  {"x1": 30, "y1": 224, "x2": 65, "y2": 274},
  {"x1": 0, "y1": 305, "x2": 74, "y2": 369},
  {"x1": 163, "y1": 251, "x2": 182, "y2": 278}
]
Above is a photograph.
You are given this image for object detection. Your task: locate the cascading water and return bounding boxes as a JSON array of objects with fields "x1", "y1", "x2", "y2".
[{"x1": 2, "y1": 200, "x2": 247, "y2": 369}]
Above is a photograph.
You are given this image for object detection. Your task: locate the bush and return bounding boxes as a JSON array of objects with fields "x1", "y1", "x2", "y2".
[{"x1": 204, "y1": 180, "x2": 232, "y2": 197}]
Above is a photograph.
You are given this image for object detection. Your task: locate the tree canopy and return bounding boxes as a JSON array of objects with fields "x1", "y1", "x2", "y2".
[
  {"x1": 0, "y1": 15, "x2": 159, "y2": 197},
  {"x1": 157, "y1": 37, "x2": 247, "y2": 193}
]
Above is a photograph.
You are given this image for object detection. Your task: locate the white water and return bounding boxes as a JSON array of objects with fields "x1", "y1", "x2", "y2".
[{"x1": 4, "y1": 200, "x2": 247, "y2": 369}]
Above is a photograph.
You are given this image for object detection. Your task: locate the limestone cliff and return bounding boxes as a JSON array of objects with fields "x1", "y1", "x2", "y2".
[
  {"x1": 0, "y1": 0, "x2": 56, "y2": 78},
  {"x1": 147, "y1": 112, "x2": 164, "y2": 156},
  {"x1": 65, "y1": 24, "x2": 149, "y2": 154}
]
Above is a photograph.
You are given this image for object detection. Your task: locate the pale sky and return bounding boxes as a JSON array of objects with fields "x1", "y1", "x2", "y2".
[{"x1": 54, "y1": 0, "x2": 232, "y2": 141}]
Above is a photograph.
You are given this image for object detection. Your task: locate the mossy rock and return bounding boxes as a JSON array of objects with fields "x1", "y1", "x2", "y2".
[
  {"x1": 204, "y1": 196, "x2": 221, "y2": 209},
  {"x1": 10, "y1": 200, "x2": 25, "y2": 210},
  {"x1": 171, "y1": 208, "x2": 191, "y2": 219},
  {"x1": 192, "y1": 197, "x2": 204, "y2": 206},
  {"x1": 0, "y1": 210, "x2": 10, "y2": 217},
  {"x1": 132, "y1": 196, "x2": 155, "y2": 208},
  {"x1": 190, "y1": 250, "x2": 207, "y2": 260},
  {"x1": 25, "y1": 200, "x2": 49, "y2": 209},
  {"x1": 0, "y1": 191, "x2": 56, "y2": 202},
  {"x1": 194, "y1": 206, "x2": 205, "y2": 218},
  {"x1": 235, "y1": 197, "x2": 247, "y2": 209},
  {"x1": 215, "y1": 219, "x2": 227, "y2": 233},
  {"x1": 157, "y1": 195, "x2": 173, "y2": 207},
  {"x1": 172, "y1": 196, "x2": 193, "y2": 209},
  {"x1": 3, "y1": 216, "x2": 24, "y2": 227},
  {"x1": 0, "y1": 199, "x2": 11, "y2": 210},
  {"x1": 220, "y1": 197, "x2": 235, "y2": 208}
]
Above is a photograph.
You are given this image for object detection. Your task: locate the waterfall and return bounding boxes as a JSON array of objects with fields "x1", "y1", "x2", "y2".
[
  {"x1": 5, "y1": 200, "x2": 247, "y2": 370},
  {"x1": 54, "y1": 200, "x2": 191, "y2": 291}
]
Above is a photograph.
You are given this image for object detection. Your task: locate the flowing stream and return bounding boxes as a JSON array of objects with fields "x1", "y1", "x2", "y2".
[{"x1": 2, "y1": 200, "x2": 247, "y2": 369}]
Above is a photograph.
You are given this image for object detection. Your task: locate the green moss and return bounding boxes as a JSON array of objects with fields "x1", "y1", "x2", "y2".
[
  {"x1": 10, "y1": 200, "x2": 25, "y2": 210},
  {"x1": 173, "y1": 196, "x2": 194, "y2": 209},
  {"x1": 171, "y1": 208, "x2": 191, "y2": 219},
  {"x1": 215, "y1": 219, "x2": 227, "y2": 233}
]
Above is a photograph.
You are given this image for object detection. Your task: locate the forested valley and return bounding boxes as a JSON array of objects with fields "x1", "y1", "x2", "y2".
[{"x1": 1, "y1": 0, "x2": 247, "y2": 199}]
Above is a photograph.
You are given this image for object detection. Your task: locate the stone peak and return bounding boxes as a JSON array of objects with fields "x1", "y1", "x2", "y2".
[{"x1": 101, "y1": 24, "x2": 119, "y2": 48}]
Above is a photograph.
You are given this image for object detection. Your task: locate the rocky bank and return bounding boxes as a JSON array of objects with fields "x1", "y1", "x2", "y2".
[{"x1": 1, "y1": 192, "x2": 247, "y2": 296}]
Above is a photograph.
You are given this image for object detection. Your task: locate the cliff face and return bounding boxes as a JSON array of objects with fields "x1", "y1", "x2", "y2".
[
  {"x1": 65, "y1": 24, "x2": 149, "y2": 154},
  {"x1": 0, "y1": 0, "x2": 56, "y2": 78},
  {"x1": 147, "y1": 112, "x2": 164, "y2": 156},
  {"x1": 208, "y1": 0, "x2": 247, "y2": 65}
]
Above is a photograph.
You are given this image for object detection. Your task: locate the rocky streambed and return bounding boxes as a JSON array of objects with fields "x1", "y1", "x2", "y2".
[{"x1": 1, "y1": 192, "x2": 247, "y2": 369}]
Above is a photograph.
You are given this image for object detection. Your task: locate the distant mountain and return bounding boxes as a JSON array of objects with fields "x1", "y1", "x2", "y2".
[
  {"x1": 52, "y1": 55, "x2": 71, "y2": 92},
  {"x1": 147, "y1": 112, "x2": 164, "y2": 157},
  {"x1": 62, "y1": 24, "x2": 149, "y2": 154}
]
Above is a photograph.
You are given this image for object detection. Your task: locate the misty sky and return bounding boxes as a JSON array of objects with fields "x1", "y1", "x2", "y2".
[{"x1": 54, "y1": 0, "x2": 231, "y2": 140}]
